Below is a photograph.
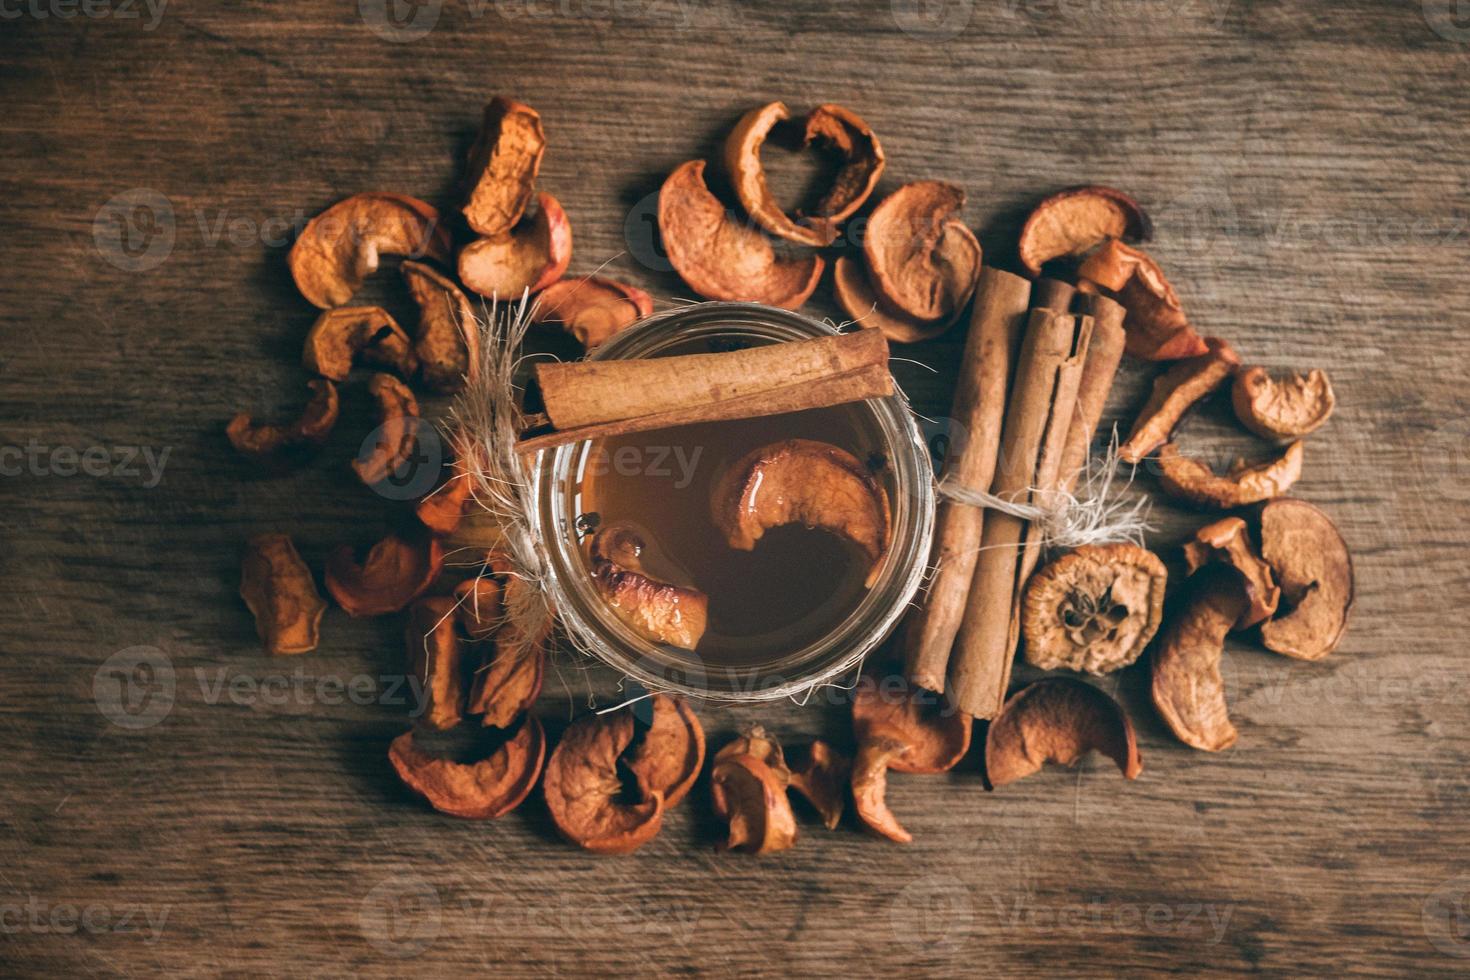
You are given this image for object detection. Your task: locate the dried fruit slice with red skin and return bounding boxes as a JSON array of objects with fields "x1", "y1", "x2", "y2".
[
  {"x1": 453, "y1": 575, "x2": 503, "y2": 642},
  {"x1": 458, "y1": 192, "x2": 572, "y2": 300},
  {"x1": 462, "y1": 96, "x2": 545, "y2": 237},
  {"x1": 402, "y1": 261, "x2": 477, "y2": 394},
  {"x1": 589, "y1": 523, "x2": 709, "y2": 651},
  {"x1": 985, "y1": 677, "x2": 1142, "y2": 786},
  {"x1": 227, "y1": 380, "x2": 339, "y2": 464},
  {"x1": 657, "y1": 159, "x2": 824, "y2": 310},
  {"x1": 1119, "y1": 338, "x2": 1240, "y2": 464},
  {"x1": 289, "y1": 193, "x2": 451, "y2": 309},
  {"x1": 1021, "y1": 543, "x2": 1168, "y2": 675},
  {"x1": 863, "y1": 181, "x2": 982, "y2": 323},
  {"x1": 723, "y1": 101, "x2": 884, "y2": 247},
  {"x1": 1156, "y1": 441, "x2": 1304, "y2": 509},
  {"x1": 530, "y1": 276, "x2": 654, "y2": 348},
  {"x1": 626, "y1": 695, "x2": 705, "y2": 808},
  {"x1": 352, "y1": 373, "x2": 422, "y2": 488},
  {"x1": 543, "y1": 708, "x2": 665, "y2": 854},
  {"x1": 1078, "y1": 239, "x2": 1208, "y2": 361},
  {"x1": 714, "y1": 725, "x2": 790, "y2": 780},
  {"x1": 302, "y1": 306, "x2": 418, "y2": 382},
  {"x1": 467, "y1": 573, "x2": 548, "y2": 728},
  {"x1": 1257, "y1": 498, "x2": 1354, "y2": 661},
  {"x1": 1151, "y1": 570, "x2": 1248, "y2": 752},
  {"x1": 832, "y1": 255, "x2": 959, "y2": 344},
  {"x1": 787, "y1": 740, "x2": 849, "y2": 830},
  {"x1": 1232, "y1": 366, "x2": 1336, "y2": 440},
  {"x1": 389, "y1": 714, "x2": 546, "y2": 820},
  {"x1": 851, "y1": 729, "x2": 911, "y2": 843},
  {"x1": 416, "y1": 461, "x2": 474, "y2": 537},
  {"x1": 1182, "y1": 517, "x2": 1280, "y2": 629},
  {"x1": 712, "y1": 438, "x2": 891, "y2": 587},
  {"x1": 239, "y1": 533, "x2": 327, "y2": 655},
  {"x1": 711, "y1": 752, "x2": 798, "y2": 854},
  {"x1": 405, "y1": 597, "x2": 467, "y2": 731},
  {"x1": 325, "y1": 531, "x2": 443, "y2": 618},
  {"x1": 851, "y1": 670, "x2": 971, "y2": 773},
  {"x1": 1017, "y1": 185, "x2": 1151, "y2": 276}
]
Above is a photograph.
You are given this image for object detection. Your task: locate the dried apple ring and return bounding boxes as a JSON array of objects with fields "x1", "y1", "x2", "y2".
[
  {"x1": 657, "y1": 159, "x2": 824, "y2": 310},
  {"x1": 227, "y1": 380, "x2": 339, "y2": 464},
  {"x1": 862, "y1": 181, "x2": 982, "y2": 323},
  {"x1": 1021, "y1": 543, "x2": 1167, "y2": 675},
  {"x1": 467, "y1": 572, "x2": 548, "y2": 728},
  {"x1": 985, "y1": 677, "x2": 1142, "y2": 786},
  {"x1": 1232, "y1": 366, "x2": 1336, "y2": 440},
  {"x1": 626, "y1": 695, "x2": 706, "y2": 808},
  {"x1": 851, "y1": 668, "x2": 971, "y2": 773},
  {"x1": 352, "y1": 373, "x2": 421, "y2": 488},
  {"x1": 711, "y1": 751, "x2": 798, "y2": 854},
  {"x1": 1151, "y1": 569, "x2": 1248, "y2": 752},
  {"x1": 458, "y1": 192, "x2": 572, "y2": 300},
  {"x1": 405, "y1": 597, "x2": 467, "y2": 731},
  {"x1": 302, "y1": 306, "x2": 418, "y2": 382},
  {"x1": 289, "y1": 193, "x2": 451, "y2": 309},
  {"x1": 462, "y1": 96, "x2": 545, "y2": 237},
  {"x1": 239, "y1": 533, "x2": 327, "y2": 655},
  {"x1": 787, "y1": 740, "x2": 848, "y2": 830},
  {"x1": 1077, "y1": 239, "x2": 1207, "y2": 361},
  {"x1": 1257, "y1": 498, "x2": 1354, "y2": 661},
  {"x1": 531, "y1": 276, "x2": 653, "y2": 348},
  {"x1": 1017, "y1": 185, "x2": 1151, "y2": 276},
  {"x1": 832, "y1": 255, "x2": 961, "y2": 344},
  {"x1": 589, "y1": 523, "x2": 709, "y2": 651},
  {"x1": 1156, "y1": 441, "x2": 1304, "y2": 509},
  {"x1": 851, "y1": 727, "x2": 912, "y2": 843},
  {"x1": 543, "y1": 708, "x2": 665, "y2": 854},
  {"x1": 325, "y1": 530, "x2": 443, "y2": 618},
  {"x1": 402, "y1": 260, "x2": 477, "y2": 394},
  {"x1": 1119, "y1": 338, "x2": 1240, "y2": 464},
  {"x1": 389, "y1": 714, "x2": 546, "y2": 820},
  {"x1": 712, "y1": 439, "x2": 890, "y2": 586},
  {"x1": 723, "y1": 101, "x2": 884, "y2": 247},
  {"x1": 1182, "y1": 517, "x2": 1280, "y2": 629}
]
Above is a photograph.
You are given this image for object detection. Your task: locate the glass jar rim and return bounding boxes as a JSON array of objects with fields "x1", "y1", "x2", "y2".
[{"x1": 528, "y1": 301, "x2": 935, "y2": 701}]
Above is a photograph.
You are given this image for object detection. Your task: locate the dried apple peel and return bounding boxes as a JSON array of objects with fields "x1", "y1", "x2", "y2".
[
  {"x1": 389, "y1": 715, "x2": 545, "y2": 820},
  {"x1": 985, "y1": 677, "x2": 1142, "y2": 786}
]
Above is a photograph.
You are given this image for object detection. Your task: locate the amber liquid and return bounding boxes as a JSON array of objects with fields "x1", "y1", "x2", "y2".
[{"x1": 575, "y1": 403, "x2": 891, "y2": 669}]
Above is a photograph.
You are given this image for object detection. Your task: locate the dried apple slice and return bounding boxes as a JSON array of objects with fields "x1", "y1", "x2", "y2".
[
  {"x1": 712, "y1": 439, "x2": 890, "y2": 586},
  {"x1": 227, "y1": 379, "x2": 339, "y2": 464},
  {"x1": 462, "y1": 96, "x2": 545, "y2": 237},
  {"x1": 458, "y1": 192, "x2": 572, "y2": 300},
  {"x1": 986, "y1": 677, "x2": 1142, "y2": 786},
  {"x1": 239, "y1": 533, "x2": 327, "y2": 656},
  {"x1": 832, "y1": 255, "x2": 959, "y2": 344},
  {"x1": 324, "y1": 530, "x2": 443, "y2": 618},
  {"x1": 626, "y1": 695, "x2": 705, "y2": 808},
  {"x1": 1232, "y1": 366, "x2": 1336, "y2": 440},
  {"x1": 352, "y1": 373, "x2": 421, "y2": 487},
  {"x1": 851, "y1": 668, "x2": 971, "y2": 773},
  {"x1": 543, "y1": 708, "x2": 665, "y2": 854},
  {"x1": 531, "y1": 276, "x2": 654, "y2": 348},
  {"x1": 657, "y1": 159, "x2": 824, "y2": 310},
  {"x1": 723, "y1": 101, "x2": 884, "y2": 247},
  {"x1": 1156, "y1": 441, "x2": 1304, "y2": 509},
  {"x1": 467, "y1": 572, "x2": 548, "y2": 728},
  {"x1": 1151, "y1": 569, "x2": 1247, "y2": 752},
  {"x1": 851, "y1": 727, "x2": 911, "y2": 843},
  {"x1": 1017, "y1": 185, "x2": 1151, "y2": 276},
  {"x1": 405, "y1": 597, "x2": 467, "y2": 731},
  {"x1": 402, "y1": 260, "x2": 477, "y2": 394},
  {"x1": 711, "y1": 751, "x2": 798, "y2": 854},
  {"x1": 416, "y1": 458, "x2": 474, "y2": 537},
  {"x1": 589, "y1": 523, "x2": 708, "y2": 650},
  {"x1": 289, "y1": 193, "x2": 451, "y2": 309},
  {"x1": 453, "y1": 574, "x2": 502, "y2": 641},
  {"x1": 1119, "y1": 338, "x2": 1240, "y2": 464},
  {"x1": 1258, "y1": 499, "x2": 1354, "y2": 661},
  {"x1": 302, "y1": 306, "x2": 418, "y2": 382},
  {"x1": 1182, "y1": 517, "x2": 1280, "y2": 629},
  {"x1": 787, "y1": 740, "x2": 849, "y2": 830},
  {"x1": 389, "y1": 715, "x2": 545, "y2": 820},
  {"x1": 1021, "y1": 543, "x2": 1168, "y2": 675},
  {"x1": 862, "y1": 181, "x2": 982, "y2": 323},
  {"x1": 1077, "y1": 239, "x2": 1207, "y2": 361}
]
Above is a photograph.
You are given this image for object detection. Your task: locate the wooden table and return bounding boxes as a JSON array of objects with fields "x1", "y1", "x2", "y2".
[{"x1": 3, "y1": 2, "x2": 1466, "y2": 975}]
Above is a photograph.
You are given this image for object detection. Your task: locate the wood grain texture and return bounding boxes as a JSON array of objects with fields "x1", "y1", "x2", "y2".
[{"x1": 2, "y1": 2, "x2": 1468, "y2": 975}]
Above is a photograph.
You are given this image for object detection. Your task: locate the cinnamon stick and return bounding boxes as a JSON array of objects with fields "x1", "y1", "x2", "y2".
[
  {"x1": 948, "y1": 308, "x2": 1091, "y2": 719},
  {"x1": 903, "y1": 268, "x2": 1031, "y2": 693},
  {"x1": 1031, "y1": 277, "x2": 1076, "y2": 313},
  {"x1": 1058, "y1": 293, "x2": 1127, "y2": 491},
  {"x1": 535, "y1": 330, "x2": 888, "y2": 429}
]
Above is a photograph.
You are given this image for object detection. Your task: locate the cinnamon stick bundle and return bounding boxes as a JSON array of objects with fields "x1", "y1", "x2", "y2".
[
  {"x1": 517, "y1": 330, "x2": 892, "y2": 453},
  {"x1": 1058, "y1": 292, "x2": 1127, "y2": 491},
  {"x1": 904, "y1": 268, "x2": 1032, "y2": 693},
  {"x1": 948, "y1": 307, "x2": 1094, "y2": 719}
]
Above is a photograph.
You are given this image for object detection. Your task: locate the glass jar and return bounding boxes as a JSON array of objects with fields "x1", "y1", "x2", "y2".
[{"x1": 528, "y1": 302, "x2": 935, "y2": 700}]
